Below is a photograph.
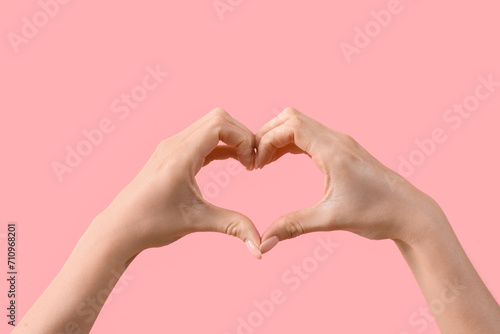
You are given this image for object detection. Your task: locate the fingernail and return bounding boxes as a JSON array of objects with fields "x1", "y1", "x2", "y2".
[
  {"x1": 260, "y1": 236, "x2": 279, "y2": 254},
  {"x1": 245, "y1": 240, "x2": 262, "y2": 260}
]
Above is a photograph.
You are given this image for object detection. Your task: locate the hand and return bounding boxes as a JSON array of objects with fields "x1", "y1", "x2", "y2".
[
  {"x1": 15, "y1": 107, "x2": 500, "y2": 334},
  {"x1": 256, "y1": 107, "x2": 445, "y2": 253},
  {"x1": 94, "y1": 108, "x2": 263, "y2": 259},
  {"x1": 255, "y1": 108, "x2": 500, "y2": 333}
]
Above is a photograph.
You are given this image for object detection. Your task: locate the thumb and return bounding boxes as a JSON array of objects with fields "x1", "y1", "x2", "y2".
[
  {"x1": 260, "y1": 204, "x2": 332, "y2": 254},
  {"x1": 200, "y1": 204, "x2": 263, "y2": 260}
]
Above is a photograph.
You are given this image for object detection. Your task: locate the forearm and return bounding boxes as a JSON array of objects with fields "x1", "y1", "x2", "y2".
[
  {"x1": 14, "y1": 219, "x2": 138, "y2": 334},
  {"x1": 395, "y1": 213, "x2": 500, "y2": 333}
]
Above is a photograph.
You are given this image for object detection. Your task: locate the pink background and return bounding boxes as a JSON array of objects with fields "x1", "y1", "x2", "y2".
[{"x1": 1, "y1": 0, "x2": 499, "y2": 333}]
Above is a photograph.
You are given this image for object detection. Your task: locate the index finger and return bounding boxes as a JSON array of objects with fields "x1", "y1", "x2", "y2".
[{"x1": 193, "y1": 109, "x2": 256, "y2": 172}]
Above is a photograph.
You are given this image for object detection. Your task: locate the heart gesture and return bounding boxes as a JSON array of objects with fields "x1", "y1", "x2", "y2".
[{"x1": 14, "y1": 108, "x2": 500, "y2": 334}]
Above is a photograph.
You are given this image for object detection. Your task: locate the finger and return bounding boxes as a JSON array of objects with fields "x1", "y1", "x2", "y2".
[
  {"x1": 194, "y1": 112, "x2": 256, "y2": 172},
  {"x1": 255, "y1": 117, "x2": 314, "y2": 168},
  {"x1": 259, "y1": 204, "x2": 332, "y2": 254},
  {"x1": 179, "y1": 108, "x2": 255, "y2": 161},
  {"x1": 255, "y1": 120, "x2": 292, "y2": 168},
  {"x1": 174, "y1": 109, "x2": 223, "y2": 141},
  {"x1": 180, "y1": 107, "x2": 251, "y2": 134},
  {"x1": 260, "y1": 143, "x2": 306, "y2": 167},
  {"x1": 221, "y1": 110, "x2": 256, "y2": 141},
  {"x1": 198, "y1": 204, "x2": 262, "y2": 260},
  {"x1": 255, "y1": 108, "x2": 290, "y2": 144},
  {"x1": 203, "y1": 145, "x2": 238, "y2": 166},
  {"x1": 204, "y1": 108, "x2": 256, "y2": 144}
]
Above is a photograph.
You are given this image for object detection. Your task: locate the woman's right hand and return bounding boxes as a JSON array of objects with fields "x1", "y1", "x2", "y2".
[{"x1": 94, "y1": 107, "x2": 263, "y2": 259}]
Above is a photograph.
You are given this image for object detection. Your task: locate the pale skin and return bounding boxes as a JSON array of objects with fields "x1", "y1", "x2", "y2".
[{"x1": 14, "y1": 108, "x2": 500, "y2": 333}]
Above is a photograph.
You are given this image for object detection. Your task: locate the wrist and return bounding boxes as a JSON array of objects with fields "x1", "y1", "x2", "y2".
[
  {"x1": 394, "y1": 191, "x2": 452, "y2": 250},
  {"x1": 394, "y1": 215, "x2": 454, "y2": 254},
  {"x1": 84, "y1": 212, "x2": 144, "y2": 267}
]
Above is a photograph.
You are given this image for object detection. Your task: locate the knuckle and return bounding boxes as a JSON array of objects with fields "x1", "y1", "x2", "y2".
[
  {"x1": 282, "y1": 106, "x2": 298, "y2": 116},
  {"x1": 155, "y1": 141, "x2": 166, "y2": 154},
  {"x1": 345, "y1": 134, "x2": 357, "y2": 145},
  {"x1": 259, "y1": 137, "x2": 275, "y2": 156},
  {"x1": 210, "y1": 107, "x2": 229, "y2": 118},
  {"x1": 288, "y1": 114, "x2": 303, "y2": 129},
  {"x1": 152, "y1": 139, "x2": 176, "y2": 163},
  {"x1": 342, "y1": 133, "x2": 353, "y2": 141},
  {"x1": 241, "y1": 139, "x2": 255, "y2": 156},
  {"x1": 242, "y1": 135, "x2": 254, "y2": 148},
  {"x1": 341, "y1": 152, "x2": 363, "y2": 171},
  {"x1": 284, "y1": 219, "x2": 305, "y2": 239},
  {"x1": 210, "y1": 114, "x2": 230, "y2": 129},
  {"x1": 261, "y1": 134, "x2": 272, "y2": 146},
  {"x1": 339, "y1": 132, "x2": 358, "y2": 147},
  {"x1": 224, "y1": 220, "x2": 242, "y2": 238},
  {"x1": 157, "y1": 137, "x2": 171, "y2": 150}
]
